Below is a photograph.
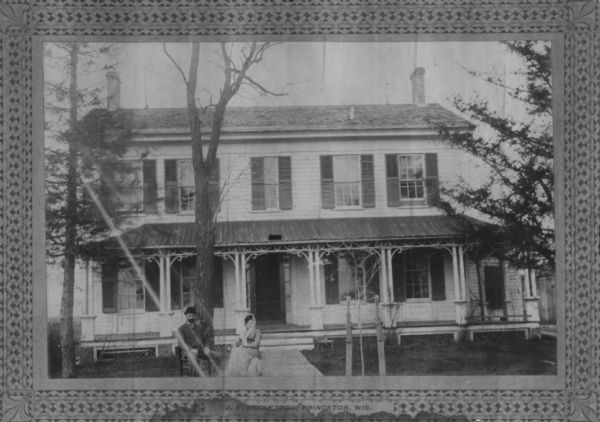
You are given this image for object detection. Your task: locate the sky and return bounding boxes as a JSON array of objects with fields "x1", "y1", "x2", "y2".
[
  {"x1": 44, "y1": 40, "x2": 549, "y2": 317},
  {"x1": 109, "y1": 41, "x2": 528, "y2": 116}
]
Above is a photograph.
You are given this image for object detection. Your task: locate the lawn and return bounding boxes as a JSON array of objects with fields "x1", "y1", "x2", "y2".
[{"x1": 301, "y1": 337, "x2": 557, "y2": 376}]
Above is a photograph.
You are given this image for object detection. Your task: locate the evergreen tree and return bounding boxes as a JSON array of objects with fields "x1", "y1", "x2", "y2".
[
  {"x1": 45, "y1": 42, "x2": 133, "y2": 377},
  {"x1": 438, "y1": 41, "x2": 553, "y2": 272}
]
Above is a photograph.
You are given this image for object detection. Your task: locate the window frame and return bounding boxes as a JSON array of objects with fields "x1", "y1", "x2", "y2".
[
  {"x1": 332, "y1": 154, "x2": 362, "y2": 209},
  {"x1": 262, "y1": 156, "x2": 280, "y2": 211},
  {"x1": 116, "y1": 264, "x2": 146, "y2": 313},
  {"x1": 402, "y1": 250, "x2": 432, "y2": 301},
  {"x1": 177, "y1": 159, "x2": 195, "y2": 213},
  {"x1": 113, "y1": 159, "x2": 144, "y2": 213},
  {"x1": 397, "y1": 153, "x2": 426, "y2": 202}
]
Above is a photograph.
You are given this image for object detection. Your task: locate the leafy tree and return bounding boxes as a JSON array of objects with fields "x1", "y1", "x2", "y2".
[
  {"x1": 45, "y1": 42, "x2": 133, "y2": 377},
  {"x1": 438, "y1": 41, "x2": 553, "y2": 272},
  {"x1": 164, "y1": 42, "x2": 284, "y2": 338}
]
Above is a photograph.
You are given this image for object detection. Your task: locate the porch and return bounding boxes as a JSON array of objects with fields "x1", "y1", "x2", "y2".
[{"x1": 81, "y1": 216, "x2": 541, "y2": 348}]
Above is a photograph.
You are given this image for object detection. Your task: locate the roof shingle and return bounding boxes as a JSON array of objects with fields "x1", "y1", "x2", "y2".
[{"x1": 123, "y1": 104, "x2": 470, "y2": 132}]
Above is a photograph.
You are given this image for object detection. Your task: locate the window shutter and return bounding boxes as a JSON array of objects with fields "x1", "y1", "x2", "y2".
[
  {"x1": 385, "y1": 154, "x2": 400, "y2": 207},
  {"x1": 101, "y1": 261, "x2": 118, "y2": 313},
  {"x1": 142, "y1": 160, "x2": 157, "y2": 214},
  {"x1": 430, "y1": 251, "x2": 446, "y2": 301},
  {"x1": 164, "y1": 160, "x2": 179, "y2": 213},
  {"x1": 144, "y1": 260, "x2": 160, "y2": 312},
  {"x1": 484, "y1": 266, "x2": 504, "y2": 310},
  {"x1": 324, "y1": 255, "x2": 339, "y2": 304},
  {"x1": 360, "y1": 155, "x2": 375, "y2": 208},
  {"x1": 391, "y1": 253, "x2": 405, "y2": 302},
  {"x1": 170, "y1": 260, "x2": 182, "y2": 310},
  {"x1": 251, "y1": 157, "x2": 265, "y2": 211},
  {"x1": 208, "y1": 159, "x2": 220, "y2": 211},
  {"x1": 320, "y1": 155, "x2": 334, "y2": 209},
  {"x1": 278, "y1": 156, "x2": 292, "y2": 210},
  {"x1": 425, "y1": 153, "x2": 440, "y2": 206},
  {"x1": 213, "y1": 256, "x2": 224, "y2": 308}
]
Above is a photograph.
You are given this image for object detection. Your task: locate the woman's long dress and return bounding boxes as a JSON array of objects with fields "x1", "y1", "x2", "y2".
[{"x1": 225, "y1": 333, "x2": 262, "y2": 376}]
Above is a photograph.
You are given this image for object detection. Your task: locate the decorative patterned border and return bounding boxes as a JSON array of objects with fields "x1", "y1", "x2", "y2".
[{"x1": 0, "y1": 0, "x2": 597, "y2": 421}]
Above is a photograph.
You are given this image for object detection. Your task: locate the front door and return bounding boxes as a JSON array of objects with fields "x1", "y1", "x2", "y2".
[{"x1": 253, "y1": 254, "x2": 284, "y2": 322}]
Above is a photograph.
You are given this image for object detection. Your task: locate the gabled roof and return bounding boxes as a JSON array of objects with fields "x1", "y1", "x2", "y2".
[
  {"x1": 92, "y1": 215, "x2": 487, "y2": 252},
  {"x1": 122, "y1": 104, "x2": 471, "y2": 133}
]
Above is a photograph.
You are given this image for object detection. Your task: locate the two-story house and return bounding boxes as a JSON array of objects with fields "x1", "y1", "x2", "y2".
[{"x1": 77, "y1": 68, "x2": 542, "y2": 360}]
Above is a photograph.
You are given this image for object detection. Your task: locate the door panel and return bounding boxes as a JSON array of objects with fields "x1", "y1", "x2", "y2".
[{"x1": 254, "y1": 255, "x2": 283, "y2": 322}]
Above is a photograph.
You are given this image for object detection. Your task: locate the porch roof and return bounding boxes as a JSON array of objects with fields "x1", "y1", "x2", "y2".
[{"x1": 94, "y1": 215, "x2": 488, "y2": 252}]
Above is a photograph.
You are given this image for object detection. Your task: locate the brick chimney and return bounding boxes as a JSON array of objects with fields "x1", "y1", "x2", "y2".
[
  {"x1": 410, "y1": 67, "x2": 425, "y2": 105},
  {"x1": 106, "y1": 71, "x2": 121, "y2": 111}
]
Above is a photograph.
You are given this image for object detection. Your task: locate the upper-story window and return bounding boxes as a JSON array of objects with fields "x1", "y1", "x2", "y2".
[
  {"x1": 386, "y1": 153, "x2": 439, "y2": 207},
  {"x1": 251, "y1": 156, "x2": 292, "y2": 211},
  {"x1": 165, "y1": 159, "x2": 220, "y2": 214},
  {"x1": 320, "y1": 155, "x2": 375, "y2": 209},
  {"x1": 111, "y1": 160, "x2": 157, "y2": 214}
]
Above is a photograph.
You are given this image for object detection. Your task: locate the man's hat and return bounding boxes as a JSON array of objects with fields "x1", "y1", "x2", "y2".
[{"x1": 184, "y1": 306, "x2": 196, "y2": 315}]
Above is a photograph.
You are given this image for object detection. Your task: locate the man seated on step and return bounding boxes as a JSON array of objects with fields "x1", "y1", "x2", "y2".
[{"x1": 177, "y1": 306, "x2": 222, "y2": 373}]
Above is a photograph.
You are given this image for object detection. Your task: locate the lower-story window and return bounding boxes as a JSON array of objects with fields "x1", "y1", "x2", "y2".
[
  {"x1": 170, "y1": 257, "x2": 195, "y2": 311},
  {"x1": 403, "y1": 250, "x2": 429, "y2": 299},
  {"x1": 116, "y1": 267, "x2": 145, "y2": 312}
]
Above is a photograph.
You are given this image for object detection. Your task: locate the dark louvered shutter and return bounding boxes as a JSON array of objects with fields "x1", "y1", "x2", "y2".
[
  {"x1": 360, "y1": 155, "x2": 375, "y2": 208},
  {"x1": 391, "y1": 253, "x2": 405, "y2": 302},
  {"x1": 425, "y1": 153, "x2": 440, "y2": 206},
  {"x1": 143, "y1": 160, "x2": 157, "y2": 214},
  {"x1": 278, "y1": 156, "x2": 292, "y2": 210},
  {"x1": 208, "y1": 159, "x2": 220, "y2": 211},
  {"x1": 430, "y1": 250, "x2": 446, "y2": 301},
  {"x1": 164, "y1": 160, "x2": 179, "y2": 213},
  {"x1": 144, "y1": 260, "x2": 160, "y2": 312},
  {"x1": 101, "y1": 261, "x2": 118, "y2": 313},
  {"x1": 320, "y1": 155, "x2": 334, "y2": 209},
  {"x1": 213, "y1": 256, "x2": 224, "y2": 308},
  {"x1": 324, "y1": 255, "x2": 339, "y2": 304},
  {"x1": 251, "y1": 157, "x2": 265, "y2": 211},
  {"x1": 385, "y1": 154, "x2": 400, "y2": 207}
]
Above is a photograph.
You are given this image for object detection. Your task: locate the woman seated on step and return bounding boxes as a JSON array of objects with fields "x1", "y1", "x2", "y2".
[{"x1": 225, "y1": 313, "x2": 263, "y2": 376}]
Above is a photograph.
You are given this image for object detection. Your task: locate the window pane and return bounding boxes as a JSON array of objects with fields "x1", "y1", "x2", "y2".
[
  {"x1": 114, "y1": 161, "x2": 143, "y2": 211},
  {"x1": 263, "y1": 157, "x2": 279, "y2": 184},
  {"x1": 265, "y1": 184, "x2": 279, "y2": 209},
  {"x1": 117, "y1": 267, "x2": 144, "y2": 311},
  {"x1": 178, "y1": 160, "x2": 194, "y2": 186},
  {"x1": 180, "y1": 186, "x2": 195, "y2": 211},
  {"x1": 333, "y1": 156, "x2": 360, "y2": 182}
]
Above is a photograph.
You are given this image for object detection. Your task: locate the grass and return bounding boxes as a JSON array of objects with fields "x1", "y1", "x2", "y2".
[
  {"x1": 301, "y1": 337, "x2": 557, "y2": 376},
  {"x1": 75, "y1": 356, "x2": 181, "y2": 378}
]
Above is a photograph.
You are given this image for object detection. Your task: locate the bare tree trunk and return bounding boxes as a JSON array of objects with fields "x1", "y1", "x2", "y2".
[{"x1": 60, "y1": 43, "x2": 79, "y2": 378}]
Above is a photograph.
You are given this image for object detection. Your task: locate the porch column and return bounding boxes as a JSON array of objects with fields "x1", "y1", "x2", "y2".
[
  {"x1": 452, "y1": 246, "x2": 468, "y2": 327},
  {"x1": 379, "y1": 248, "x2": 393, "y2": 327},
  {"x1": 80, "y1": 260, "x2": 96, "y2": 342},
  {"x1": 523, "y1": 269, "x2": 540, "y2": 322},
  {"x1": 235, "y1": 252, "x2": 250, "y2": 334},
  {"x1": 308, "y1": 250, "x2": 323, "y2": 330},
  {"x1": 158, "y1": 254, "x2": 174, "y2": 338},
  {"x1": 386, "y1": 249, "x2": 394, "y2": 303}
]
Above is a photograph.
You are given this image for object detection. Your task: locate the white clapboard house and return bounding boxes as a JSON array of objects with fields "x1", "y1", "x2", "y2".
[{"x1": 77, "y1": 69, "x2": 542, "y2": 360}]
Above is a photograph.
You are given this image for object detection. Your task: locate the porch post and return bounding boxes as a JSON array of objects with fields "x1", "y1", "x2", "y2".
[
  {"x1": 308, "y1": 249, "x2": 323, "y2": 330},
  {"x1": 315, "y1": 249, "x2": 322, "y2": 306},
  {"x1": 235, "y1": 252, "x2": 250, "y2": 335},
  {"x1": 379, "y1": 248, "x2": 393, "y2": 327},
  {"x1": 158, "y1": 254, "x2": 174, "y2": 338},
  {"x1": 386, "y1": 249, "x2": 394, "y2": 302},
  {"x1": 80, "y1": 260, "x2": 96, "y2": 342},
  {"x1": 452, "y1": 246, "x2": 468, "y2": 328}
]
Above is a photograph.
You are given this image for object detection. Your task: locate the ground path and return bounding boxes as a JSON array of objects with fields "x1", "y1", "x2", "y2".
[{"x1": 259, "y1": 349, "x2": 323, "y2": 377}]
